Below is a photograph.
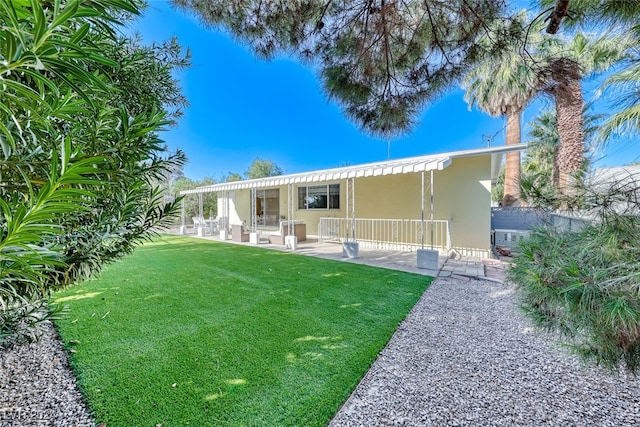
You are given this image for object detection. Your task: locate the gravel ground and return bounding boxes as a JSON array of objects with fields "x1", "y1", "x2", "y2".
[
  {"x1": 0, "y1": 322, "x2": 94, "y2": 427},
  {"x1": 330, "y1": 276, "x2": 640, "y2": 427},
  {"x1": 2, "y1": 277, "x2": 640, "y2": 427}
]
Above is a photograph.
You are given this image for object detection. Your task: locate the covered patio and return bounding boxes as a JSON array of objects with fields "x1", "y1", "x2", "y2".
[{"x1": 179, "y1": 145, "x2": 526, "y2": 259}]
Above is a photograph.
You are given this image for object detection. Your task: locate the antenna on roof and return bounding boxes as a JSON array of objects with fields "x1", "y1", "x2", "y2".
[{"x1": 482, "y1": 134, "x2": 492, "y2": 147}]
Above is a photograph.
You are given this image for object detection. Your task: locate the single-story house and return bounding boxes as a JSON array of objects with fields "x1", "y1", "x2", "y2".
[{"x1": 180, "y1": 145, "x2": 527, "y2": 258}]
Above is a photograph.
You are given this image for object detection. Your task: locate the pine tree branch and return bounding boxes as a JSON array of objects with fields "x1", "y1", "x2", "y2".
[{"x1": 546, "y1": 0, "x2": 571, "y2": 34}]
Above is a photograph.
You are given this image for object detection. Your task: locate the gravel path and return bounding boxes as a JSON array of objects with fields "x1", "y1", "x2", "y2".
[
  {"x1": 330, "y1": 276, "x2": 640, "y2": 427},
  {"x1": 0, "y1": 322, "x2": 94, "y2": 427},
  {"x1": 2, "y1": 277, "x2": 640, "y2": 426}
]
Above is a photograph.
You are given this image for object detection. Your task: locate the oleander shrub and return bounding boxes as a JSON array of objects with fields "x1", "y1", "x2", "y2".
[{"x1": 0, "y1": 0, "x2": 188, "y2": 346}]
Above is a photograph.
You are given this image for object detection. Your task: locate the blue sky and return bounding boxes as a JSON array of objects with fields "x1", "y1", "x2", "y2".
[{"x1": 133, "y1": 1, "x2": 639, "y2": 181}]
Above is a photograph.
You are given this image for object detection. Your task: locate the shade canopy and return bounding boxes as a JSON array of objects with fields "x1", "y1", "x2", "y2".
[{"x1": 180, "y1": 145, "x2": 527, "y2": 195}]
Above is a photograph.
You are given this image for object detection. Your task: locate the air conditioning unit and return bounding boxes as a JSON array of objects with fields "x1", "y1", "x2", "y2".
[{"x1": 493, "y1": 229, "x2": 530, "y2": 249}]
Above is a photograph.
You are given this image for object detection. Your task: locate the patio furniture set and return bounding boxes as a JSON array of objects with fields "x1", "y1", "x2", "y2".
[{"x1": 193, "y1": 217, "x2": 306, "y2": 245}]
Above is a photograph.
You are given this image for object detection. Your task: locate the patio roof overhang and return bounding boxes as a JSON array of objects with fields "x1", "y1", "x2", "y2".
[{"x1": 180, "y1": 144, "x2": 527, "y2": 195}]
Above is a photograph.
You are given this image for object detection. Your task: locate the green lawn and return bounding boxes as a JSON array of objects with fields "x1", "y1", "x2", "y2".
[{"x1": 55, "y1": 235, "x2": 432, "y2": 426}]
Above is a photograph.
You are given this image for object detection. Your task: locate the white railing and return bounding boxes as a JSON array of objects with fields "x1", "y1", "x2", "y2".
[{"x1": 318, "y1": 217, "x2": 451, "y2": 252}]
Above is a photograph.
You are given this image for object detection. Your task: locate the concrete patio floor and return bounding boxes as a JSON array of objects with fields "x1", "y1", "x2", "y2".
[{"x1": 170, "y1": 229, "x2": 506, "y2": 282}]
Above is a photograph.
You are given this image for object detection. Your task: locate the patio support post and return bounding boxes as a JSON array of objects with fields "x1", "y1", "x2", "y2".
[
  {"x1": 343, "y1": 177, "x2": 359, "y2": 258},
  {"x1": 288, "y1": 184, "x2": 295, "y2": 224},
  {"x1": 197, "y1": 192, "x2": 204, "y2": 237},
  {"x1": 430, "y1": 169, "x2": 435, "y2": 249},
  {"x1": 421, "y1": 171, "x2": 425, "y2": 249},
  {"x1": 351, "y1": 177, "x2": 356, "y2": 241},
  {"x1": 250, "y1": 187, "x2": 260, "y2": 244},
  {"x1": 417, "y1": 169, "x2": 439, "y2": 270},
  {"x1": 179, "y1": 197, "x2": 186, "y2": 235},
  {"x1": 219, "y1": 190, "x2": 229, "y2": 240},
  {"x1": 346, "y1": 179, "x2": 349, "y2": 241},
  {"x1": 284, "y1": 183, "x2": 297, "y2": 250}
]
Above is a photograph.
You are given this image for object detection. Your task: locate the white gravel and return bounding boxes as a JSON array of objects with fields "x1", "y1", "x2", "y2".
[
  {"x1": 329, "y1": 276, "x2": 640, "y2": 427},
  {"x1": 0, "y1": 322, "x2": 94, "y2": 427},
  {"x1": 3, "y1": 277, "x2": 640, "y2": 427}
]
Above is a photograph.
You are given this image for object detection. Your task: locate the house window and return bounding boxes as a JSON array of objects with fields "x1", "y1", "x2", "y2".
[{"x1": 298, "y1": 184, "x2": 340, "y2": 210}]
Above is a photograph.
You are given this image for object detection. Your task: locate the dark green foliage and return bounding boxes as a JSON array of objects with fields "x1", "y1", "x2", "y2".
[
  {"x1": 492, "y1": 164, "x2": 504, "y2": 203},
  {"x1": 173, "y1": 0, "x2": 511, "y2": 137},
  {"x1": 245, "y1": 157, "x2": 283, "y2": 179},
  {"x1": 509, "y1": 180, "x2": 640, "y2": 373},
  {"x1": 538, "y1": 0, "x2": 640, "y2": 35},
  {"x1": 170, "y1": 176, "x2": 218, "y2": 222},
  {"x1": 56, "y1": 236, "x2": 433, "y2": 426},
  {"x1": 105, "y1": 35, "x2": 190, "y2": 121},
  {"x1": 537, "y1": 0, "x2": 640, "y2": 142},
  {"x1": 0, "y1": 0, "x2": 189, "y2": 346},
  {"x1": 519, "y1": 105, "x2": 604, "y2": 208}
]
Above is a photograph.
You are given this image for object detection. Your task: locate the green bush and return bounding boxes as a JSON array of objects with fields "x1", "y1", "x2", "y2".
[
  {"x1": 509, "y1": 185, "x2": 640, "y2": 372},
  {"x1": 0, "y1": 0, "x2": 188, "y2": 346}
]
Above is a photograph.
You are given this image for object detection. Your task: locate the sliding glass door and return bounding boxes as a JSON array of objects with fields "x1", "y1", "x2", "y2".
[{"x1": 255, "y1": 189, "x2": 280, "y2": 226}]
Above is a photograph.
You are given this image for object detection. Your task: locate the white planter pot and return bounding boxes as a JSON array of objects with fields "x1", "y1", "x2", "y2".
[
  {"x1": 250, "y1": 232, "x2": 260, "y2": 244},
  {"x1": 342, "y1": 241, "x2": 359, "y2": 259},
  {"x1": 417, "y1": 249, "x2": 439, "y2": 270},
  {"x1": 285, "y1": 235, "x2": 298, "y2": 250}
]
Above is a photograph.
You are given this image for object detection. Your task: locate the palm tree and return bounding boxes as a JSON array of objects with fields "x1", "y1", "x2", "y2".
[
  {"x1": 600, "y1": 63, "x2": 640, "y2": 140},
  {"x1": 583, "y1": 1, "x2": 640, "y2": 143},
  {"x1": 520, "y1": 105, "x2": 603, "y2": 207},
  {"x1": 536, "y1": 32, "x2": 627, "y2": 194},
  {"x1": 537, "y1": 1, "x2": 640, "y2": 162},
  {"x1": 599, "y1": 36, "x2": 640, "y2": 142},
  {"x1": 463, "y1": 14, "x2": 539, "y2": 206}
]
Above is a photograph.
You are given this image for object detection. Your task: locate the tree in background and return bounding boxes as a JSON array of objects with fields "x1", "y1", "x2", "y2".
[
  {"x1": 0, "y1": 0, "x2": 189, "y2": 346},
  {"x1": 464, "y1": 12, "x2": 539, "y2": 206},
  {"x1": 173, "y1": 0, "x2": 515, "y2": 137},
  {"x1": 170, "y1": 176, "x2": 217, "y2": 222},
  {"x1": 222, "y1": 172, "x2": 243, "y2": 182},
  {"x1": 167, "y1": 158, "x2": 284, "y2": 225},
  {"x1": 597, "y1": 6, "x2": 640, "y2": 145},
  {"x1": 519, "y1": 105, "x2": 603, "y2": 207},
  {"x1": 518, "y1": 110, "x2": 559, "y2": 206},
  {"x1": 491, "y1": 164, "x2": 505, "y2": 204},
  {"x1": 245, "y1": 158, "x2": 284, "y2": 180},
  {"x1": 538, "y1": 0, "x2": 640, "y2": 149},
  {"x1": 535, "y1": 32, "x2": 626, "y2": 195},
  {"x1": 600, "y1": 52, "x2": 640, "y2": 142}
]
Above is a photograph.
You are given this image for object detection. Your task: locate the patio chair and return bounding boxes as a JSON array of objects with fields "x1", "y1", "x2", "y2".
[
  {"x1": 206, "y1": 217, "x2": 219, "y2": 233},
  {"x1": 231, "y1": 223, "x2": 250, "y2": 242},
  {"x1": 268, "y1": 220, "x2": 306, "y2": 245},
  {"x1": 192, "y1": 216, "x2": 211, "y2": 234}
]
